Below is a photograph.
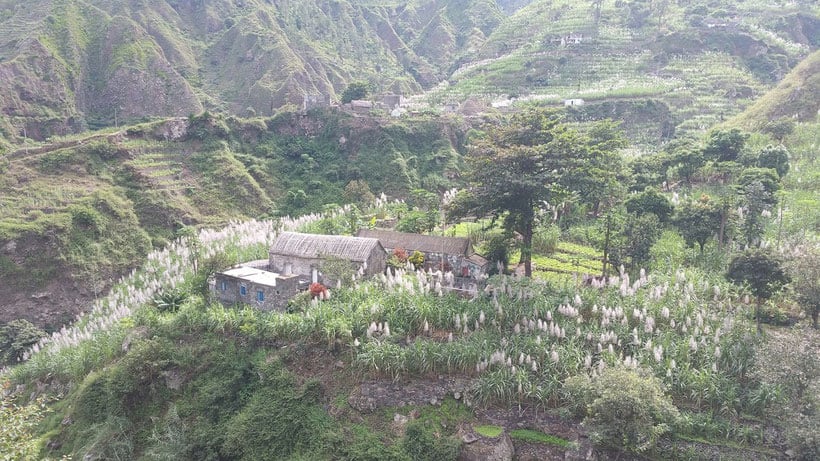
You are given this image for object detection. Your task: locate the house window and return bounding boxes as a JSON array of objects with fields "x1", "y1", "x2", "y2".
[
  {"x1": 256, "y1": 290, "x2": 264, "y2": 302},
  {"x1": 240, "y1": 285, "x2": 247, "y2": 296},
  {"x1": 220, "y1": 281, "x2": 228, "y2": 291}
]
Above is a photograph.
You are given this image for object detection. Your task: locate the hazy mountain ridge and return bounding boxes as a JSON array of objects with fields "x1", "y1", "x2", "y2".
[
  {"x1": 421, "y1": 0, "x2": 818, "y2": 140},
  {"x1": 1, "y1": 0, "x2": 818, "y2": 143},
  {"x1": 0, "y1": 0, "x2": 512, "y2": 141}
]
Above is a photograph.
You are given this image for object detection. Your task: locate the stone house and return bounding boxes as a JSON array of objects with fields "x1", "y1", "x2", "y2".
[
  {"x1": 349, "y1": 100, "x2": 373, "y2": 113},
  {"x1": 381, "y1": 94, "x2": 404, "y2": 109},
  {"x1": 302, "y1": 93, "x2": 331, "y2": 112},
  {"x1": 356, "y1": 229, "x2": 489, "y2": 279},
  {"x1": 211, "y1": 265, "x2": 307, "y2": 312},
  {"x1": 212, "y1": 232, "x2": 386, "y2": 311},
  {"x1": 269, "y1": 232, "x2": 387, "y2": 284}
]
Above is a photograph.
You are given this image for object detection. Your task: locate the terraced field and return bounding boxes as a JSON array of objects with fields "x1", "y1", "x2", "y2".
[
  {"x1": 413, "y1": 0, "x2": 818, "y2": 144},
  {"x1": 122, "y1": 142, "x2": 192, "y2": 193}
]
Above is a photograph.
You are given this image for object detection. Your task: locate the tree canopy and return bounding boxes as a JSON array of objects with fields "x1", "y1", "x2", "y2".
[
  {"x1": 673, "y1": 195, "x2": 722, "y2": 253},
  {"x1": 340, "y1": 81, "x2": 372, "y2": 104},
  {"x1": 756, "y1": 145, "x2": 790, "y2": 178},
  {"x1": 447, "y1": 110, "x2": 623, "y2": 276},
  {"x1": 702, "y1": 128, "x2": 749, "y2": 163},
  {"x1": 726, "y1": 248, "x2": 790, "y2": 332},
  {"x1": 625, "y1": 187, "x2": 674, "y2": 223}
]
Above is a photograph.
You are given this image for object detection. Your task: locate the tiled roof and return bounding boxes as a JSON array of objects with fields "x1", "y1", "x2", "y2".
[
  {"x1": 356, "y1": 229, "x2": 472, "y2": 256},
  {"x1": 270, "y1": 232, "x2": 383, "y2": 262}
]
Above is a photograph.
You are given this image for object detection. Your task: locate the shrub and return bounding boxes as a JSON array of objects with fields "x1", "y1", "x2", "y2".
[
  {"x1": 402, "y1": 419, "x2": 460, "y2": 461},
  {"x1": 563, "y1": 367, "x2": 679, "y2": 454},
  {"x1": 309, "y1": 283, "x2": 328, "y2": 299},
  {"x1": 0, "y1": 319, "x2": 46, "y2": 365},
  {"x1": 222, "y1": 381, "x2": 332, "y2": 460},
  {"x1": 152, "y1": 289, "x2": 189, "y2": 313},
  {"x1": 0, "y1": 393, "x2": 54, "y2": 460},
  {"x1": 408, "y1": 250, "x2": 425, "y2": 269},
  {"x1": 532, "y1": 224, "x2": 560, "y2": 254},
  {"x1": 388, "y1": 248, "x2": 410, "y2": 269}
]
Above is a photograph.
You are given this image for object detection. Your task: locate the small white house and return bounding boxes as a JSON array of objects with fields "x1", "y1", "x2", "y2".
[{"x1": 564, "y1": 99, "x2": 585, "y2": 107}]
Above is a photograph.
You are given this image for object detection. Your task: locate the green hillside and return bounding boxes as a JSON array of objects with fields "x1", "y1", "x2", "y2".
[
  {"x1": 0, "y1": 110, "x2": 467, "y2": 328},
  {"x1": 728, "y1": 49, "x2": 820, "y2": 130},
  {"x1": 0, "y1": 2, "x2": 819, "y2": 459},
  {"x1": 420, "y1": 0, "x2": 819, "y2": 141},
  {"x1": 2, "y1": 198, "x2": 817, "y2": 459},
  {"x1": 0, "y1": 0, "x2": 509, "y2": 141},
  {"x1": 1, "y1": 0, "x2": 817, "y2": 143}
]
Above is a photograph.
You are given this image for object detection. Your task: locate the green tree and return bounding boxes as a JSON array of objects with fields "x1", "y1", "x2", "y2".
[
  {"x1": 609, "y1": 212, "x2": 663, "y2": 270},
  {"x1": 570, "y1": 120, "x2": 627, "y2": 215},
  {"x1": 341, "y1": 81, "x2": 372, "y2": 104},
  {"x1": 789, "y1": 246, "x2": 820, "y2": 328},
  {"x1": 396, "y1": 188, "x2": 440, "y2": 233},
  {"x1": 737, "y1": 168, "x2": 781, "y2": 206},
  {"x1": 726, "y1": 248, "x2": 790, "y2": 333},
  {"x1": 0, "y1": 319, "x2": 46, "y2": 365},
  {"x1": 483, "y1": 233, "x2": 514, "y2": 275},
  {"x1": 396, "y1": 210, "x2": 438, "y2": 234},
  {"x1": 447, "y1": 110, "x2": 605, "y2": 277},
  {"x1": 702, "y1": 128, "x2": 749, "y2": 163},
  {"x1": 761, "y1": 118, "x2": 795, "y2": 141},
  {"x1": 666, "y1": 144, "x2": 704, "y2": 184},
  {"x1": 343, "y1": 180, "x2": 376, "y2": 208},
  {"x1": 756, "y1": 144, "x2": 790, "y2": 178},
  {"x1": 625, "y1": 0, "x2": 652, "y2": 29},
  {"x1": 624, "y1": 187, "x2": 673, "y2": 223},
  {"x1": 736, "y1": 168, "x2": 780, "y2": 246},
  {"x1": 408, "y1": 189, "x2": 440, "y2": 213},
  {"x1": 628, "y1": 153, "x2": 667, "y2": 191},
  {"x1": 673, "y1": 195, "x2": 722, "y2": 254},
  {"x1": 277, "y1": 189, "x2": 309, "y2": 217},
  {"x1": 564, "y1": 367, "x2": 679, "y2": 454}
]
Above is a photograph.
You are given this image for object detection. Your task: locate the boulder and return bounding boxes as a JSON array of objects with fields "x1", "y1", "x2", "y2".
[{"x1": 459, "y1": 431, "x2": 514, "y2": 461}]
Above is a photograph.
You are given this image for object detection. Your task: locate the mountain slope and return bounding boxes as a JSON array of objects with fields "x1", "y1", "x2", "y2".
[
  {"x1": 0, "y1": 0, "x2": 508, "y2": 141},
  {"x1": 728, "y1": 49, "x2": 820, "y2": 130},
  {"x1": 1, "y1": 0, "x2": 818, "y2": 142},
  {"x1": 0, "y1": 110, "x2": 467, "y2": 328},
  {"x1": 418, "y1": 0, "x2": 819, "y2": 141}
]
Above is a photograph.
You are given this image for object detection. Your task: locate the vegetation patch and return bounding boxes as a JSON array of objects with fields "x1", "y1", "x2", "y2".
[
  {"x1": 509, "y1": 429, "x2": 573, "y2": 448},
  {"x1": 474, "y1": 424, "x2": 503, "y2": 437}
]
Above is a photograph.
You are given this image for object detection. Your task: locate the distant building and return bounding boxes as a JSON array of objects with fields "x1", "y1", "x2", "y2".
[
  {"x1": 350, "y1": 100, "x2": 373, "y2": 113},
  {"x1": 302, "y1": 94, "x2": 331, "y2": 112},
  {"x1": 442, "y1": 102, "x2": 461, "y2": 113},
  {"x1": 381, "y1": 94, "x2": 404, "y2": 109},
  {"x1": 564, "y1": 98, "x2": 585, "y2": 107},
  {"x1": 356, "y1": 229, "x2": 489, "y2": 279},
  {"x1": 565, "y1": 33, "x2": 584, "y2": 45}
]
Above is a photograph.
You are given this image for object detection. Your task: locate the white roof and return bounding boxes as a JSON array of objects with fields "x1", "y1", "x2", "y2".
[{"x1": 221, "y1": 267, "x2": 280, "y2": 287}]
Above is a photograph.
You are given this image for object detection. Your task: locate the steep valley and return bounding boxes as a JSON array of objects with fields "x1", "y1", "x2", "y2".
[{"x1": 1, "y1": 1, "x2": 819, "y2": 460}]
